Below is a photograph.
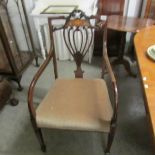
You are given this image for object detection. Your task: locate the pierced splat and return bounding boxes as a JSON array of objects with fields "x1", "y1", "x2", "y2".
[
  {"x1": 48, "y1": 9, "x2": 107, "y2": 78},
  {"x1": 63, "y1": 10, "x2": 94, "y2": 78}
]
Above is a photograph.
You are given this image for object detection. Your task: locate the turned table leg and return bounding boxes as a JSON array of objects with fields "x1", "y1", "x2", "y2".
[{"x1": 112, "y1": 32, "x2": 136, "y2": 77}]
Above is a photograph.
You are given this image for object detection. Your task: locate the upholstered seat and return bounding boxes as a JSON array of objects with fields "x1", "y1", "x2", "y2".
[{"x1": 36, "y1": 79, "x2": 113, "y2": 132}]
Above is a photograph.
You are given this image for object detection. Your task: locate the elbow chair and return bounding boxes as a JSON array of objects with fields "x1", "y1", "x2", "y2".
[{"x1": 28, "y1": 9, "x2": 118, "y2": 154}]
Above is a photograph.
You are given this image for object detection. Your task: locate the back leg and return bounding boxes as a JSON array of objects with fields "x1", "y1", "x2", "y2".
[{"x1": 104, "y1": 124, "x2": 116, "y2": 154}]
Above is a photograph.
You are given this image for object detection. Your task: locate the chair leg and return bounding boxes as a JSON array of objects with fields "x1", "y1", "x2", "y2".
[
  {"x1": 104, "y1": 125, "x2": 116, "y2": 154},
  {"x1": 36, "y1": 128, "x2": 46, "y2": 152},
  {"x1": 31, "y1": 117, "x2": 46, "y2": 152}
]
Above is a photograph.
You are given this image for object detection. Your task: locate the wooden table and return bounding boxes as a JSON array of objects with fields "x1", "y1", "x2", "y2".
[
  {"x1": 134, "y1": 25, "x2": 155, "y2": 144},
  {"x1": 107, "y1": 15, "x2": 155, "y2": 76}
]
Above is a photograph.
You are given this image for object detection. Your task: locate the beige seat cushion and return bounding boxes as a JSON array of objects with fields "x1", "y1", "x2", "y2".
[{"x1": 36, "y1": 79, "x2": 113, "y2": 132}]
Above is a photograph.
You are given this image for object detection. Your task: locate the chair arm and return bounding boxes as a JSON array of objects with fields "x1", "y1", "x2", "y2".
[
  {"x1": 28, "y1": 48, "x2": 54, "y2": 119},
  {"x1": 103, "y1": 46, "x2": 118, "y2": 123}
]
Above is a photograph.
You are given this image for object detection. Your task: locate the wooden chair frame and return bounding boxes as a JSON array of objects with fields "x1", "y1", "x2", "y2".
[{"x1": 28, "y1": 10, "x2": 118, "y2": 154}]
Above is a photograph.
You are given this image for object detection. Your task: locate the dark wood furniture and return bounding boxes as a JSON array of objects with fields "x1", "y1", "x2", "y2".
[
  {"x1": 107, "y1": 15, "x2": 155, "y2": 76},
  {"x1": 144, "y1": 0, "x2": 155, "y2": 19},
  {"x1": 0, "y1": 0, "x2": 38, "y2": 90},
  {"x1": 98, "y1": 0, "x2": 125, "y2": 15},
  {"x1": 94, "y1": 0, "x2": 125, "y2": 56},
  {"x1": 0, "y1": 78, "x2": 18, "y2": 108},
  {"x1": 28, "y1": 10, "x2": 118, "y2": 154},
  {"x1": 0, "y1": 79, "x2": 12, "y2": 109},
  {"x1": 134, "y1": 25, "x2": 155, "y2": 147}
]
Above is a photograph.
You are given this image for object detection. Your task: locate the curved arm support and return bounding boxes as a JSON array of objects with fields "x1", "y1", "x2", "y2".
[
  {"x1": 102, "y1": 24, "x2": 118, "y2": 123},
  {"x1": 28, "y1": 48, "x2": 54, "y2": 119},
  {"x1": 103, "y1": 46, "x2": 118, "y2": 124}
]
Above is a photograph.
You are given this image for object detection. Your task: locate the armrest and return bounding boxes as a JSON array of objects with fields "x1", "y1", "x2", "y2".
[
  {"x1": 28, "y1": 48, "x2": 54, "y2": 119},
  {"x1": 103, "y1": 45, "x2": 118, "y2": 123}
]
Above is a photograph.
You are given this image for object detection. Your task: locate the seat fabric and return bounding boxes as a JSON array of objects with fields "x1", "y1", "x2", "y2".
[{"x1": 36, "y1": 79, "x2": 113, "y2": 132}]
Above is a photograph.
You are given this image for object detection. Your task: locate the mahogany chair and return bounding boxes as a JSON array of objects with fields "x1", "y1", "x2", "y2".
[{"x1": 28, "y1": 10, "x2": 118, "y2": 154}]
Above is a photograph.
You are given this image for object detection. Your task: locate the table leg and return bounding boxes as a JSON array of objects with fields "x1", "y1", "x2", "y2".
[
  {"x1": 112, "y1": 32, "x2": 136, "y2": 77},
  {"x1": 127, "y1": 33, "x2": 136, "y2": 61}
]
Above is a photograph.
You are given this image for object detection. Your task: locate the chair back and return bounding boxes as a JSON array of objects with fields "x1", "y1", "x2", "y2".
[{"x1": 48, "y1": 10, "x2": 107, "y2": 78}]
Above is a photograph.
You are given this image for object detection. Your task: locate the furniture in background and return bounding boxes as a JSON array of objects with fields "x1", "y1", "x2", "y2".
[
  {"x1": 94, "y1": 0, "x2": 125, "y2": 56},
  {"x1": 0, "y1": 78, "x2": 18, "y2": 108},
  {"x1": 31, "y1": 0, "x2": 98, "y2": 61},
  {"x1": 0, "y1": 0, "x2": 38, "y2": 90},
  {"x1": 28, "y1": 10, "x2": 118, "y2": 154},
  {"x1": 134, "y1": 25, "x2": 155, "y2": 147},
  {"x1": 144, "y1": 0, "x2": 155, "y2": 19},
  {"x1": 107, "y1": 15, "x2": 155, "y2": 77},
  {"x1": 0, "y1": 79, "x2": 12, "y2": 109}
]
